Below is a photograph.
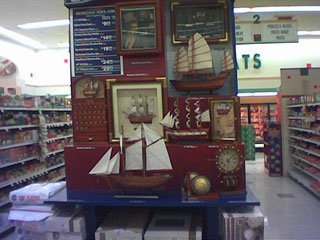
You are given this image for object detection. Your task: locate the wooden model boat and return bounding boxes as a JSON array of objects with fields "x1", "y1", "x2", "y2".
[{"x1": 170, "y1": 32, "x2": 234, "y2": 91}]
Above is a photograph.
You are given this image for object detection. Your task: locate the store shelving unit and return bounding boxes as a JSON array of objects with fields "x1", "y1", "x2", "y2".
[
  {"x1": 0, "y1": 96, "x2": 73, "y2": 235},
  {"x1": 285, "y1": 96, "x2": 320, "y2": 199}
]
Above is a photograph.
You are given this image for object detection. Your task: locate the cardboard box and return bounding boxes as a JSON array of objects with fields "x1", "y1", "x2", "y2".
[
  {"x1": 221, "y1": 207, "x2": 264, "y2": 240},
  {"x1": 144, "y1": 210, "x2": 202, "y2": 240},
  {"x1": 95, "y1": 208, "x2": 149, "y2": 240},
  {"x1": 44, "y1": 207, "x2": 85, "y2": 233},
  {"x1": 47, "y1": 231, "x2": 86, "y2": 240}
]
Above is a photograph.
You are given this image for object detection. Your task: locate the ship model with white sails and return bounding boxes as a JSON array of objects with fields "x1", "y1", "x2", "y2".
[
  {"x1": 160, "y1": 98, "x2": 211, "y2": 140},
  {"x1": 124, "y1": 95, "x2": 155, "y2": 124},
  {"x1": 170, "y1": 32, "x2": 234, "y2": 91},
  {"x1": 89, "y1": 124, "x2": 173, "y2": 190}
]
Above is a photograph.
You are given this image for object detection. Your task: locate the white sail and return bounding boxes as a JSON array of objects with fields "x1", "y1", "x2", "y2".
[
  {"x1": 131, "y1": 106, "x2": 137, "y2": 113},
  {"x1": 146, "y1": 139, "x2": 172, "y2": 170},
  {"x1": 125, "y1": 141, "x2": 143, "y2": 170},
  {"x1": 107, "y1": 152, "x2": 120, "y2": 174},
  {"x1": 148, "y1": 99, "x2": 154, "y2": 114},
  {"x1": 138, "y1": 106, "x2": 145, "y2": 114},
  {"x1": 188, "y1": 33, "x2": 212, "y2": 71},
  {"x1": 160, "y1": 112, "x2": 175, "y2": 128},
  {"x1": 143, "y1": 123, "x2": 161, "y2": 145},
  {"x1": 222, "y1": 50, "x2": 234, "y2": 72},
  {"x1": 89, "y1": 148, "x2": 112, "y2": 175},
  {"x1": 201, "y1": 109, "x2": 210, "y2": 122},
  {"x1": 128, "y1": 125, "x2": 142, "y2": 141},
  {"x1": 174, "y1": 47, "x2": 189, "y2": 73}
]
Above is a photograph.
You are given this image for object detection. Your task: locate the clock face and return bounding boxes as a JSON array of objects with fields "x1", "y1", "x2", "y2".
[{"x1": 217, "y1": 148, "x2": 240, "y2": 173}]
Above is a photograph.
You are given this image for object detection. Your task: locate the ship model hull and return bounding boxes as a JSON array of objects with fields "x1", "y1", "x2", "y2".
[
  {"x1": 128, "y1": 114, "x2": 153, "y2": 124},
  {"x1": 170, "y1": 71, "x2": 229, "y2": 91},
  {"x1": 106, "y1": 174, "x2": 172, "y2": 190},
  {"x1": 166, "y1": 128, "x2": 209, "y2": 141}
]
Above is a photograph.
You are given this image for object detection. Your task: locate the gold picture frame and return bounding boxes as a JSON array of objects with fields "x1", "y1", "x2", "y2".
[
  {"x1": 210, "y1": 99, "x2": 236, "y2": 141},
  {"x1": 108, "y1": 80, "x2": 165, "y2": 141}
]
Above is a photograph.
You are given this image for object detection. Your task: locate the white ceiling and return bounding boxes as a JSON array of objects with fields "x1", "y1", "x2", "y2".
[{"x1": 0, "y1": 0, "x2": 320, "y2": 49}]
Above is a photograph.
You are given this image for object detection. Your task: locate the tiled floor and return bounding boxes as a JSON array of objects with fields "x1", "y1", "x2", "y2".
[{"x1": 247, "y1": 153, "x2": 320, "y2": 240}]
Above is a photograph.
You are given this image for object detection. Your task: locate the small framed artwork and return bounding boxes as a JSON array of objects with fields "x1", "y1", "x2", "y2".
[
  {"x1": 115, "y1": 0, "x2": 162, "y2": 55},
  {"x1": 210, "y1": 99, "x2": 237, "y2": 141},
  {"x1": 171, "y1": 1, "x2": 229, "y2": 44},
  {"x1": 107, "y1": 78, "x2": 167, "y2": 141}
]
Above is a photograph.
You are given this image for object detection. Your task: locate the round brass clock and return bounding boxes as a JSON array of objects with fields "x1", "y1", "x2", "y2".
[{"x1": 216, "y1": 147, "x2": 242, "y2": 173}]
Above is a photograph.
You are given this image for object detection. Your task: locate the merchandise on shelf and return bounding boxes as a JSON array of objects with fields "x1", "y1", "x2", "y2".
[
  {"x1": 0, "y1": 111, "x2": 39, "y2": 126},
  {"x1": 38, "y1": 95, "x2": 71, "y2": 109},
  {"x1": 0, "y1": 95, "x2": 35, "y2": 108},
  {"x1": 46, "y1": 138, "x2": 73, "y2": 153},
  {"x1": 264, "y1": 124, "x2": 282, "y2": 176},
  {"x1": 47, "y1": 127, "x2": 73, "y2": 139},
  {"x1": 43, "y1": 111, "x2": 72, "y2": 124},
  {"x1": 241, "y1": 125, "x2": 256, "y2": 160},
  {"x1": 0, "y1": 145, "x2": 39, "y2": 165},
  {"x1": 0, "y1": 129, "x2": 38, "y2": 147}
]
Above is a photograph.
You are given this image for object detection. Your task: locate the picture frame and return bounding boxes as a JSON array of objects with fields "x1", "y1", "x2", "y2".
[
  {"x1": 210, "y1": 97, "x2": 239, "y2": 141},
  {"x1": 107, "y1": 78, "x2": 167, "y2": 141},
  {"x1": 115, "y1": 0, "x2": 162, "y2": 55},
  {"x1": 171, "y1": 1, "x2": 229, "y2": 44}
]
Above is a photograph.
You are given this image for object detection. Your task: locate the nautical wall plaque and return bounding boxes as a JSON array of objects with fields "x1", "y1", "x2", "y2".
[
  {"x1": 235, "y1": 13, "x2": 298, "y2": 44},
  {"x1": 71, "y1": 6, "x2": 123, "y2": 77}
]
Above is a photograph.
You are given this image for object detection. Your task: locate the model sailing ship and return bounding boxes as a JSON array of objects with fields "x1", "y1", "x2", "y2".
[
  {"x1": 160, "y1": 98, "x2": 211, "y2": 140},
  {"x1": 89, "y1": 124, "x2": 173, "y2": 190},
  {"x1": 82, "y1": 79, "x2": 100, "y2": 97},
  {"x1": 124, "y1": 96, "x2": 155, "y2": 123},
  {"x1": 170, "y1": 32, "x2": 234, "y2": 91}
]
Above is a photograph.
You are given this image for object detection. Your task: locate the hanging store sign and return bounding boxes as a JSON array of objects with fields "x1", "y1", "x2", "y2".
[
  {"x1": 65, "y1": 0, "x2": 98, "y2": 7},
  {"x1": 235, "y1": 13, "x2": 298, "y2": 44},
  {"x1": 70, "y1": 6, "x2": 123, "y2": 77}
]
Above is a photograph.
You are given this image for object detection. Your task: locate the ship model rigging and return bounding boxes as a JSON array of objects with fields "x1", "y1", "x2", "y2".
[
  {"x1": 89, "y1": 124, "x2": 173, "y2": 190},
  {"x1": 170, "y1": 32, "x2": 234, "y2": 91},
  {"x1": 123, "y1": 95, "x2": 155, "y2": 124},
  {"x1": 161, "y1": 98, "x2": 211, "y2": 140}
]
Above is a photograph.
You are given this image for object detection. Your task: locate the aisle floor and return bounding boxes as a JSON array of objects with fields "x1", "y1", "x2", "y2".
[{"x1": 247, "y1": 153, "x2": 320, "y2": 240}]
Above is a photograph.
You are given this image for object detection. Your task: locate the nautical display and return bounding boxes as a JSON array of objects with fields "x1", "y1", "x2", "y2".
[
  {"x1": 170, "y1": 32, "x2": 234, "y2": 91},
  {"x1": 89, "y1": 123, "x2": 173, "y2": 190}
]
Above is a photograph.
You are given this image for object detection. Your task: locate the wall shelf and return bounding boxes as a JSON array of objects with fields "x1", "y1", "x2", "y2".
[
  {"x1": 0, "y1": 156, "x2": 39, "y2": 169},
  {"x1": 289, "y1": 170, "x2": 320, "y2": 199},
  {"x1": 0, "y1": 124, "x2": 39, "y2": 131},
  {"x1": 291, "y1": 145, "x2": 320, "y2": 158},
  {"x1": 290, "y1": 135, "x2": 320, "y2": 146},
  {"x1": 0, "y1": 141, "x2": 38, "y2": 151},
  {"x1": 291, "y1": 154, "x2": 320, "y2": 170}
]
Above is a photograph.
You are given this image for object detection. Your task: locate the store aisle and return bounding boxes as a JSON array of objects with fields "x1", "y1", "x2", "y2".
[{"x1": 246, "y1": 153, "x2": 320, "y2": 240}]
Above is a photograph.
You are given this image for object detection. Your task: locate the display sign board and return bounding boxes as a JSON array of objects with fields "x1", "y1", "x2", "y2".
[
  {"x1": 65, "y1": 0, "x2": 98, "y2": 7},
  {"x1": 235, "y1": 13, "x2": 298, "y2": 44},
  {"x1": 70, "y1": 6, "x2": 123, "y2": 77}
]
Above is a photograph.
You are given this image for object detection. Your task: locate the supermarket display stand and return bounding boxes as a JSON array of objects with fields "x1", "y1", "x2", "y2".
[{"x1": 45, "y1": 188, "x2": 260, "y2": 240}]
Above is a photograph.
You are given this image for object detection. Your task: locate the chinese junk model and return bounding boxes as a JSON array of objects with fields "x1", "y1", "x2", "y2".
[
  {"x1": 160, "y1": 98, "x2": 211, "y2": 140},
  {"x1": 89, "y1": 124, "x2": 173, "y2": 190},
  {"x1": 170, "y1": 32, "x2": 234, "y2": 91}
]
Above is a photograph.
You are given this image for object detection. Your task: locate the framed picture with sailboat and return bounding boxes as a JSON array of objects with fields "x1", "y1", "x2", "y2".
[
  {"x1": 210, "y1": 97, "x2": 240, "y2": 141},
  {"x1": 171, "y1": 1, "x2": 229, "y2": 44},
  {"x1": 107, "y1": 78, "x2": 167, "y2": 141}
]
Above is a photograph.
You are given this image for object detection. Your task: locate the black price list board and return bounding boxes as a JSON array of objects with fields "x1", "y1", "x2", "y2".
[{"x1": 71, "y1": 6, "x2": 123, "y2": 77}]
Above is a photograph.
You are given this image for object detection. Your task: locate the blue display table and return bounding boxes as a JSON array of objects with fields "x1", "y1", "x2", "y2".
[{"x1": 45, "y1": 188, "x2": 260, "y2": 240}]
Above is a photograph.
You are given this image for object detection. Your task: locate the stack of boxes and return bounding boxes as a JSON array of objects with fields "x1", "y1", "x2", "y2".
[{"x1": 242, "y1": 125, "x2": 256, "y2": 160}]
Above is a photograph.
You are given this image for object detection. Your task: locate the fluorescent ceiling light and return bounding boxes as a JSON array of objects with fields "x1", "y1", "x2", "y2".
[
  {"x1": 237, "y1": 92, "x2": 278, "y2": 97},
  {"x1": 234, "y1": 6, "x2": 320, "y2": 14},
  {"x1": 58, "y1": 42, "x2": 70, "y2": 48},
  {"x1": 0, "y1": 26, "x2": 46, "y2": 49},
  {"x1": 18, "y1": 19, "x2": 69, "y2": 29},
  {"x1": 298, "y1": 31, "x2": 320, "y2": 36}
]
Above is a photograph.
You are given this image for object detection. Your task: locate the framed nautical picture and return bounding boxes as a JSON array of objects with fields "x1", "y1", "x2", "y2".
[
  {"x1": 210, "y1": 98, "x2": 237, "y2": 141},
  {"x1": 171, "y1": 1, "x2": 229, "y2": 44},
  {"x1": 115, "y1": 0, "x2": 162, "y2": 55},
  {"x1": 107, "y1": 78, "x2": 167, "y2": 141}
]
